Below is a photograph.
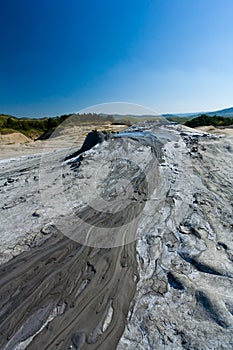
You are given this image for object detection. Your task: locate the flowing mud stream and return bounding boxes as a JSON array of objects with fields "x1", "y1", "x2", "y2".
[{"x1": 0, "y1": 235, "x2": 137, "y2": 349}]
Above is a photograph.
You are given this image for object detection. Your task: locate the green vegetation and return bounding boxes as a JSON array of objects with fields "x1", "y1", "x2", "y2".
[
  {"x1": 184, "y1": 114, "x2": 233, "y2": 128},
  {"x1": 0, "y1": 113, "x2": 115, "y2": 139},
  {"x1": 113, "y1": 115, "x2": 164, "y2": 124},
  {"x1": 2, "y1": 112, "x2": 232, "y2": 140},
  {"x1": 0, "y1": 114, "x2": 62, "y2": 139},
  {"x1": 165, "y1": 116, "x2": 192, "y2": 124}
]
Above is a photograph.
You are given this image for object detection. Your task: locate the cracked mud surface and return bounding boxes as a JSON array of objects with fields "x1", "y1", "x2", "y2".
[{"x1": 0, "y1": 121, "x2": 233, "y2": 349}]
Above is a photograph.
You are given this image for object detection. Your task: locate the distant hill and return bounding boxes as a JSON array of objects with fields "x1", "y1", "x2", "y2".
[
  {"x1": 164, "y1": 106, "x2": 233, "y2": 119},
  {"x1": 203, "y1": 106, "x2": 233, "y2": 117},
  {"x1": 0, "y1": 113, "x2": 115, "y2": 139},
  {"x1": 98, "y1": 113, "x2": 164, "y2": 125},
  {"x1": 100, "y1": 113, "x2": 162, "y2": 119},
  {"x1": 162, "y1": 112, "x2": 201, "y2": 118},
  {"x1": 1, "y1": 107, "x2": 233, "y2": 138}
]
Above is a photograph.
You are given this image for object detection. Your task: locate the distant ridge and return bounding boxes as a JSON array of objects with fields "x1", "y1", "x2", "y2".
[
  {"x1": 164, "y1": 106, "x2": 233, "y2": 118},
  {"x1": 203, "y1": 106, "x2": 233, "y2": 117},
  {"x1": 1, "y1": 106, "x2": 233, "y2": 122}
]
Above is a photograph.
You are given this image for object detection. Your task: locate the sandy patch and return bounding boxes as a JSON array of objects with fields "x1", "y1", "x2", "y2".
[
  {"x1": 196, "y1": 125, "x2": 233, "y2": 137},
  {"x1": 0, "y1": 124, "x2": 128, "y2": 160},
  {"x1": 0, "y1": 132, "x2": 31, "y2": 145}
]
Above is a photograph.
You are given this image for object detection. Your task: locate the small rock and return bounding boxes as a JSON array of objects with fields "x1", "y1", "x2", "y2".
[
  {"x1": 41, "y1": 223, "x2": 54, "y2": 235},
  {"x1": 32, "y1": 209, "x2": 42, "y2": 217}
]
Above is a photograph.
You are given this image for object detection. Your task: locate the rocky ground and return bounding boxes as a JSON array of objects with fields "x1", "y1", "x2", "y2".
[{"x1": 0, "y1": 121, "x2": 232, "y2": 349}]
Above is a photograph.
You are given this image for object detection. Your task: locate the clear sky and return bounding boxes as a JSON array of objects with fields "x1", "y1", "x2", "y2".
[{"x1": 1, "y1": 0, "x2": 233, "y2": 117}]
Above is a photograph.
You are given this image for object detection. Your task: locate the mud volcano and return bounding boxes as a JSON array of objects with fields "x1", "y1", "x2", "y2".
[{"x1": 0, "y1": 121, "x2": 233, "y2": 349}]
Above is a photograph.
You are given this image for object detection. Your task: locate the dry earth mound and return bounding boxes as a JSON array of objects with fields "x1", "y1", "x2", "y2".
[{"x1": 0, "y1": 132, "x2": 31, "y2": 144}]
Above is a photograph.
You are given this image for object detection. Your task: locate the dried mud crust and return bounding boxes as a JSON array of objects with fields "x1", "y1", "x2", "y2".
[{"x1": 0, "y1": 122, "x2": 233, "y2": 349}]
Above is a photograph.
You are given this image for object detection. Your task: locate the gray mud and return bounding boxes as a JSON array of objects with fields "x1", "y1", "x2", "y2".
[
  {"x1": 0, "y1": 233, "x2": 137, "y2": 350},
  {"x1": 0, "y1": 121, "x2": 233, "y2": 349}
]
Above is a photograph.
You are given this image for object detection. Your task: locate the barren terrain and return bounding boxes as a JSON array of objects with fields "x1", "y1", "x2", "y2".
[
  {"x1": 0, "y1": 121, "x2": 232, "y2": 349},
  {"x1": 0, "y1": 124, "x2": 127, "y2": 160}
]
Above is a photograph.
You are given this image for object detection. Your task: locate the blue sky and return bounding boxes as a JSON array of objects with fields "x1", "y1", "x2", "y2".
[{"x1": 0, "y1": 0, "x2": 233, "y2": 117}]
